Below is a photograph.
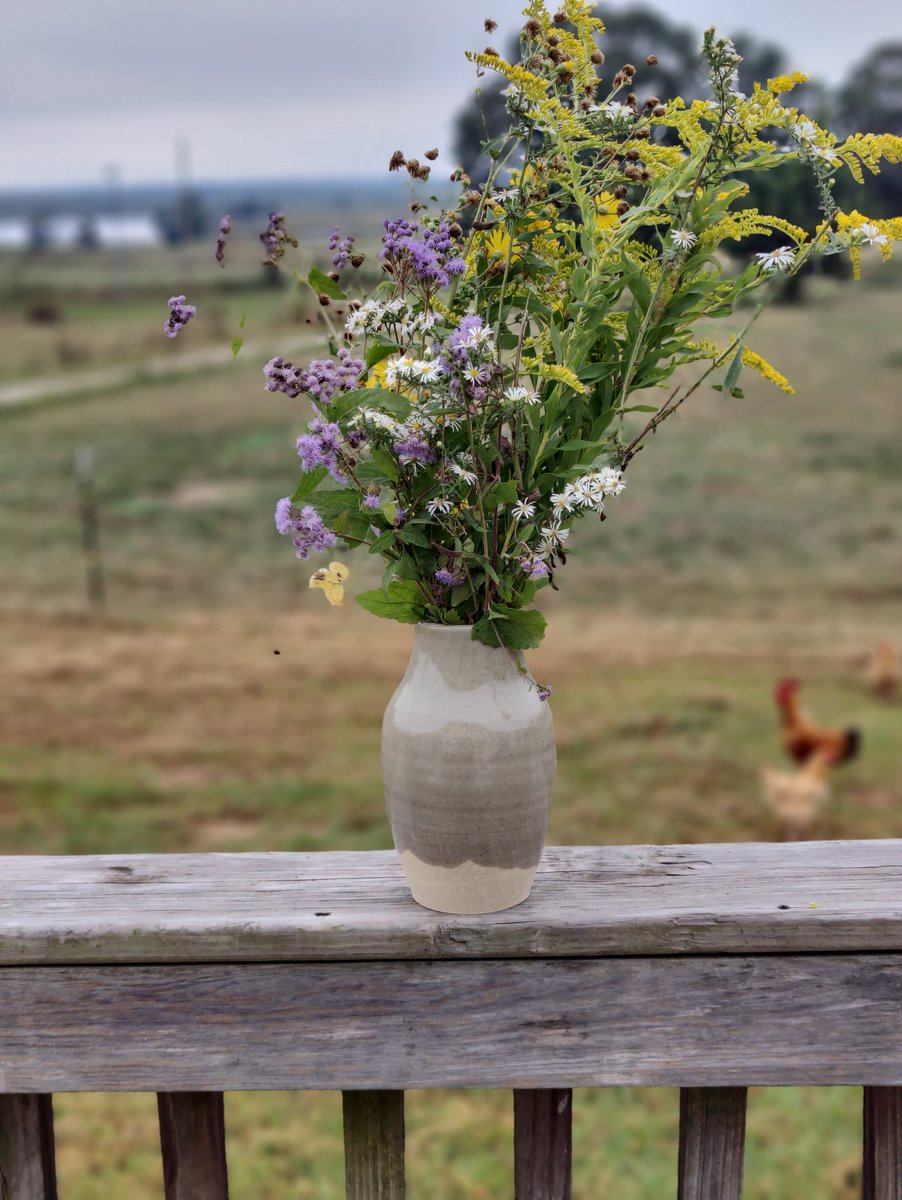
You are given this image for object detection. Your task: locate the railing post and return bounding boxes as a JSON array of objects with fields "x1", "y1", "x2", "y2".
[
  {"x1": 513, "y1": 1089, "x2": 572, "y2": 1200},
  {"x1": 343, "y1": 1090, "x2": 405, "y2": 1200},
  {"x1": 0, "y1": 1094, "x2": 58, "y2": 1200},
  {"x1": 157, "y1": 1092, "x2": 229, "y2": 1200},
  {"x1": 678, "y1": 1087, "x2": 747, "y2": 1200},
  {"x1": 863, "y1": 1086, "x2": 902, "y2": 1199}
]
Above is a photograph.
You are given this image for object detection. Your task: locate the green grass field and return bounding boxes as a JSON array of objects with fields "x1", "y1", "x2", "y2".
[{"x1": 1, "y1": 243, "x2": 900, "y2": 1196}]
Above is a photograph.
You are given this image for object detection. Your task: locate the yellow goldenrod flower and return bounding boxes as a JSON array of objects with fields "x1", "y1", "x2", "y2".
[
  {"x1": 742, "y1": 348, "x2": 795, "y2": 394},
  {"x1": 767, "y1": 72, "x2": 809, "y2": 94}
]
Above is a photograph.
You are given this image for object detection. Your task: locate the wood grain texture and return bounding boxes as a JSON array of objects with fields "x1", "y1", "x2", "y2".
[
  {"x1": 157, "y1": 1092, "x2": 228, "y2": 1200},
  {"x1": 863, "y1": 1086, "x2": 902, "y2": 1200},
  {"x1": 0, "y1": 1094, "x2": 57, "y2": 1200},
  {"x1": 342, "y1": 1091, "x2": 405, "y2": 1200},
  {"x1": 2, "y1": 842, "x2": 901, "y2": 965},
  {"x1": 514, "y1": 1089, "x2": 572, "y2": 1200},
  {"x1": 3, "y1": 955, "x2": 902, "y2": 1093},
  {"x1": 677, "y1": 1088, "x2": 747, "y2": 1200}
]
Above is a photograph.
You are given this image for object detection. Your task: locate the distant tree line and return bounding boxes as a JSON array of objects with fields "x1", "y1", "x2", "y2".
[{"x1": 453, "y1": 7, "x2": 902, "y2": 297}]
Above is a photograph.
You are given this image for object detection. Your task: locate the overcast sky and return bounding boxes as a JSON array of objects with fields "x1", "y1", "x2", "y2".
[{"x1": 4, "y1": 0, "x2": 901, "y2": 190}]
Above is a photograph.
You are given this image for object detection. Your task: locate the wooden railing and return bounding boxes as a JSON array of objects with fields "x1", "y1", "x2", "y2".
[{"x1": 1, "y1": 841, "x2": 902, "y2": 1198}]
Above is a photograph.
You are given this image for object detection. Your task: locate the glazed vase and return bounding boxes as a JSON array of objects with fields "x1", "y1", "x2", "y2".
[{"x1": 381, "y1": 623, "x2": 555, "y2": 914}]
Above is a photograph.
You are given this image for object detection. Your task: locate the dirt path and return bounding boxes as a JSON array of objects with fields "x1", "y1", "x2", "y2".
[{"x1": 0, "y1": 333, "x2": 320, "y2": 409}]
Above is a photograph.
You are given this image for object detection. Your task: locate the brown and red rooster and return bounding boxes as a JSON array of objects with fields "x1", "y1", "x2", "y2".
[{"x1": 774, "y1": 678, "x2": 862, "y2": 767}]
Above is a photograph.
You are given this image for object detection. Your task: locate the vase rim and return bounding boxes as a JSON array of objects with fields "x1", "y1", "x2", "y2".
[{"x1": 415, "y1": 621, "x2": 475, "y2": 632}]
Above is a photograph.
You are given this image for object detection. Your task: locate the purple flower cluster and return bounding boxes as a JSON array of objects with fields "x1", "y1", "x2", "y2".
[
  {"x1": 448, "y1": 315, "x2": 485, "y2": 362},
  {"x1": 264, "y1": 356, "x2": 303, "y2": 397},
  {"x1": 164, "y1": 295, "x2": 196, "y2": 339},
  {"x1": 296, "y1": 418, "x2": 345, "y2": 481},
  {"x1": 363, "y1": 492, "x2": 381, "y2": 510},
  {"x1": 263, "y1": 349, "x2": 364, "y2": 403},
  {"x1": 329, "y1": 225, "x2": 355, "y2": 269},
  {"x1": 394, "y1": 435, "x2": 435, "y2": 466},
  {"x1": 260, "y1": 212, "x2": 298, "y2": 266},
  {"x1": 381, "y1": 218, "x2": 465, "y2": 289},
  {"x1": 434, "y1": 567, "x2": 465, "y2": 588},
  {"x1": 215, "y1": 214, "x2": 231, "y2": 267},
  {"x1": 274, "y1": 498, "x2": 337, "y2": 560}
]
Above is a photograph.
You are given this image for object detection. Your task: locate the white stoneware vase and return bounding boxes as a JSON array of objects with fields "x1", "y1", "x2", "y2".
[{"x1": 382, "y1": 623, "x2": 555, "y2": 914}]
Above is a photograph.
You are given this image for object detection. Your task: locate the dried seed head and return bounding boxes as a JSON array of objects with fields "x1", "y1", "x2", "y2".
[
  {"x1": 613, "y1": 71, "x2": 624, "y2": 87},
  {"x1": 548, "y1": 47, "x2": 564, "y2": 64},
  {"x1": 405, "y1": 158, "x2": 421, "y2": 176},
  {"x1": 350, "y1": 253, "x2": 365, "y2": 269},
  {"x1": 349, "y1": 299, "x2": 362, "y2": 310},
  {"x1": 646, "y1": 54, "x2": 658, "y2": 66},
  {"x1": 546, "y1": 31, "x2": 560, "y2": 45},
  {"x1": 409, "y1": 201, "x2": 424, "y2": 213},
  {"x1": 328, "y1": 270, "x2": 340, "y2": 282},
  {"x1": 624, "y1": 165, "x2": 640, "y2": 180},
  {"x1": 591, "y1": 48, "x2": 604, "y2": 64},
  {"x1": 614, "y1": 184, "x2": 628, "y2": 199},
  {"x1": 484, "y1": 46, "x2": 499, "y2": 57},
  {"x1": 424, "y1": 147, "x2": 439, "y2": 161},
  {"x1": 639, "y1": 168, "x2": 651, "y2": 182},
  {"x1": 388, "y1": 150, "x2": 406, "y2": 171},
  {"x1": 524, "y1": 17, "x2": 542, "y2": 38},
  {"x1": 449, "y1": 222, "x2": 463, "y2": 238},
  {"x1": 616, "y1": 200, "x2": 630, "y2": 215},
  {"x1": 645, "y1": 95, "x2": 660, "y2": 108},
  {"x1": 634, "y1": 126, "x2": 651, "y2": 139},
  {"x1": 528, "y1": 54, "x2": 544, "y2": 70},
  {"x1": 625, "y1": 147, "x2": 641, "y2": 161},
  {"x1": 464, "y1": 189, "x2": 482, "y2": 205},
  {"x1": 622, "y1": 62, "x2": 636, "y2": 76},
  {"x1": 484, "y1": 18, "x2": 498, "y2": 32},
  {"x1": 552, "y1": 10, "x2": 567, "y2": 23},
  {"x1": 558, "y1": 67, "x2": 574, "y2": 83},
  {"x1": 653, "y1": 104, "x2": 666, "y2": 117},
  {"x1": 580, "y1": 98, "x2": 592, "y2": 110},
  {"x1": 318, "y1": 294, "x2": 330, "y2": 306},
  {"x1": 627, "y1": 92, "x2": 638, "y2": 106}
]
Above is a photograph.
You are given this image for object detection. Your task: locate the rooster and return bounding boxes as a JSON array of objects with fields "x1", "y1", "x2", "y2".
[
  {"x1": 774, "y1": 678, "x2": 862, "y2": 767},
  {"x1": 761, "y1": 747, "x2": 837, "y2": 841},
  {"x1": 868, "y1": 641, "x2": 899, "y2": 700}
]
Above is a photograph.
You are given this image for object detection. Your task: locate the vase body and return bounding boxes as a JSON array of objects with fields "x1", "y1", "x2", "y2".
[{"x1": 382, "y1": 623, "x2": 555, "y2": 914}]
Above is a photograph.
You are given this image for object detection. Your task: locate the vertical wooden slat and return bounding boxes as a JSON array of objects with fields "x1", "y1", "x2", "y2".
[
  {"x1": 863, "y1": 1086, "x2": 902, "y2": 1199},
  {"x1": 157, "y1": 1091, "x2": 228, "y2": 1200},
  {"x1": 678, "y1": 1087, "x2": 747, "y2": 1200},
  {"x1": 513, "y1": 1088, "x2": 572, "y2": 1200},
  {"x1": 342, "y1": 1090, "x2": 405, "y2": 1200},
  {"x1": 0, "y1": 1094, "x2": 58, "y2": 1200}
]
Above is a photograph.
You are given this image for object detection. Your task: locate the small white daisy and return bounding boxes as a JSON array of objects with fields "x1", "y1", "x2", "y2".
[
  {"x1": 427, "y1": 498, "x2": 454, "y2": 516},
  {"x1": 810, "y1": 145, "x2": 839, "y2": 164},
  {"x1": 790, "y1": 120, "x2": 818, "y2": 142},
  {"x1": 755, "y1": 246, "x2": 795, "y2": 271},
  {"x1": 550, "y1": 492, "x2": 573, "y2": 517},
  {"x1": 512, "y1": 499, "x2": 536, "y2": 521},
  {"x1": 858, "y1": 222, "x2": 888, "y2": 247},
  {"x1": 671, "y1": 229, "x2": 698, "y2": 251},
  {"x1": 540, "y1": 525, "x2": 570, "y2": 548},
  {"x1": 450, "y1": 463, "x2": 479, "y2": 486}
]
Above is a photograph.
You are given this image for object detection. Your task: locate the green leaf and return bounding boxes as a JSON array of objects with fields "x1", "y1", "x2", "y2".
[
  {"x1": 365, "y1": 340, "x2": 400, "y2": 370},
  {"x1": 472, "y1": 605, "x2": 547, "y2": 650},
  {"x1": 356, "y1": 580, "x2": 426, "y2": 624},
  {"x1": 307, "y1": 265, "x2": 348, "y2": 301},
  {"x1": 397, "y1": 525, "x2": 431, "y2": 549},
  {"x1": 290, "y1": 466, "x2": 327, "y2": 503},
  {"x1": 238, "y1": 308, "x2": 247, "y2": 330},
  {"x1": 482, "y1": 480, "x2": 519, "y2": 509},
  {"x1": 308, "y1": 488, "x2": 371, "y2": 541},
  {"x1": 723, "y1": 343, "x2": 744, "y2": 394},
  {"x1": 230, "y1": 336, "x2": 243, "y2": 357}
]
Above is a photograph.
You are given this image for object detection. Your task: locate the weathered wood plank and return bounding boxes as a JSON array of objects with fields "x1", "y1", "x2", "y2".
[
  {"x1": 2, "y1": 842, "x2": 901, "y2": 965},
  {"x1": 677, "y1": 1088, "x2": 747, "y2": 1200},
  {"x1": 157, "y1": 1092, "x2": 228, "y2": 1200},
  {"x1": 863, "y1": 1086, "x2": 902, "y2": 1199},
  {"x1": 0, "y1": 1094, "x2": 57, "y2": 1199},
  {"x1": 3, "y1": 955, "x2": 902, "y2": 1093},
  {"x1": 342, "y1": 1091, "x2": 404, "y2": 1200},
  {"x1": 513, "y1": 1089, "x2": 572, "y2": 1200}
]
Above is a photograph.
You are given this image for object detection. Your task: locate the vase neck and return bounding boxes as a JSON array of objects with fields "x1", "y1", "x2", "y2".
[{"x1": 411, "y1": 623, "x2": 521, "y2": 688}]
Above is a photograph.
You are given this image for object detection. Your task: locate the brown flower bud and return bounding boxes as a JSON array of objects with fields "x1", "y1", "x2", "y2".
[
  {"x1": 388, "y1": 150, "x2": 406, "y2": 171},
  {"x1": 580, "y1": 98, "x2": 593, "y2": 110},
  {"x1": 528, "y1": 54, "x2": 544, "y2": 70},
  {"x1": 318, "y1": 294, "x2": 330, "y2": 306},
  {"x1": 558, "y1": 67, "x2": 574, "y2": 83},
  {"x1": 548, "y1": 46, "x2": 564, "y2": 64},
  {"x1": 645, "y1": 95, "x2": 660, "y2": 108},
  {"x1": 424, "y1": 147, "x2": 439, "y2": 161},
  {"x1": 591, "y1": 49, "x2": 604, "y2": 64},
  {"x1": 627, "y1": 92, "x2": 638, "y2": 106},
  {"x1": 484, "y1": 18, "x2": 498, "y2": 32},
  {"x1": 624, "y1": 165, "x2": 640, "y2": 180},
  {"x1": 622, "y1": 62, "x2": 636, "y2": 76},
  {"x1": 546, "y1": 31, "x2": 560, "y2": 45},
  {"x1": 449, "y1": 222, "x2": 463, "y2": 238},
  {"x1": 553, "y1": 10, "x2": 567, "y2": 23},
  {"x1": 634, "y1": 126, "x2": 651, "y2": 139},
  {"x1": 350, "y1": 253, "x2": 365, "y2": 269},
  {"x1": 406, "y1": 158, "x2": 421, "y2": 176},
  {"x1": 328, "y1": 270, "x2": 340, "y2": 282},
  {"x1": 349, "y1": 299, "x2": 362, "y2": 310},
  {"x1": 612, "y1": 71, "x2": 624, "y2": 87},
  {"x1": 409, "y1": 201, "x2": 424, "y2": 213},
  {"x1": 646, "y1": 54, "x2": 658, "y2": 66},
  {"x1": 464, "y1": 189, "x2": 482, "y2": 205},
  {"x1": 653, "y1": 104, "x2": 666, "y2": 117},
  {"x1": 524, "y1": 17, "x2": 542, "y2": 38},
  {"x1": 639, "y1": 168, "x2": 652, "y2": 182},
  {"x1": 616, "y1": 200, "x2": 630, "y2": 215},
  {"x1": 484, "y1": 46, "x2": 499, "y2": 57},
  {"x1": 417, "y1": 165, "x2": 431, "y2": 180},
  {"x1": 614, "y1": 184, "x2": 628, "y2": 199},
  {"x1": 625, "y1": 147, "x2": 641, "y2": 161}
]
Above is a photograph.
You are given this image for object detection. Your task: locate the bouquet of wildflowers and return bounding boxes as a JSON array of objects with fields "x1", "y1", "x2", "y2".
[{"x1": 264, "y1": 0, "x2": 902, "y2": 649}]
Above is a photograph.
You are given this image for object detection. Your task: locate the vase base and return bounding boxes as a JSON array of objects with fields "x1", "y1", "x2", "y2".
[{"x1": 398, "y1": 850, "x2": 537, "y2": 914}]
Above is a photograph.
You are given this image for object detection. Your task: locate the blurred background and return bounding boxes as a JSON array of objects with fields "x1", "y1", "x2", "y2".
[{"x1": 2, "y1": 1, "x2": 901, "y2": 1196}]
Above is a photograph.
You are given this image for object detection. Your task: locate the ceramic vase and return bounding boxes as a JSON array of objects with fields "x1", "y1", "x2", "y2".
[{"x1": 381, "y1": 623, "x2": 555, "y2": 914}]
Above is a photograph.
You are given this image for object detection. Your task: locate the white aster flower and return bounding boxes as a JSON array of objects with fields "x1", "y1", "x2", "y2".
[
  {"x1": 540, "y1": 525, "x2": 570, "y2": 548},
  {"x1": 595, "y1": 466, "x2": 626, "y2": 496},
  {"x1": 858, "y1": 222, "x2": 888, "y2": 247},
  {"x1": 512, "y1": 499, "x2": 536, "y2": 521},
  {"x1": 810, "y1": 145, "x2": 839, "y2": 164},
  {"x1": 790, "y1": 120, "x2": 818, "y2": 142},
  {"x1": 550, "y1": 492, "x2": 573, "y2": 518},
  {"x1": 755, "y1": 246, "x2": 795, "y2": 271},
  {"x1": 427, "y1": 498, "x2": 454, "y2": 516},
  {"x1": 395, "y1": 354, "x2": 418, "y2": 378},
  {"x1": 671, "y1": 229, "x2": 699, "y2": 251},
  {"x1": 450, "y1": 463, "x2": 479, "y2": 486}
]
